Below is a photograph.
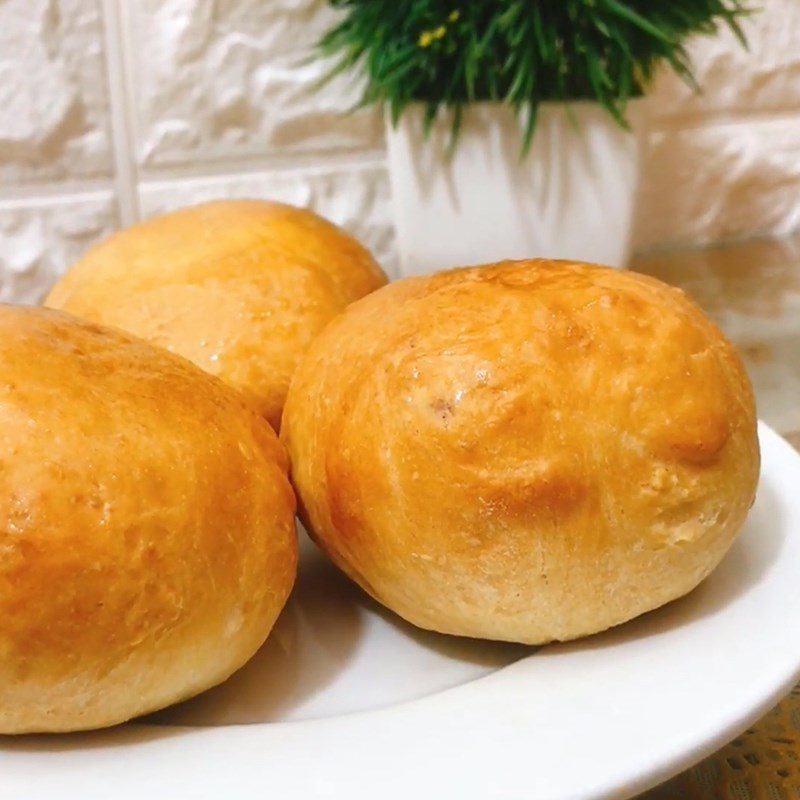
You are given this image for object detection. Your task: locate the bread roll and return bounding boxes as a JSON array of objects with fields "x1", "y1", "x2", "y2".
[
  {"x1": 0, "y1": 306, "x2": 297, "y2": 733},
  {"x1": 282, "y1": 259, "x2": 760, "y2": 645},
  {"x1": 46, "y1": 200, "x2": 388, "y2": 430}
]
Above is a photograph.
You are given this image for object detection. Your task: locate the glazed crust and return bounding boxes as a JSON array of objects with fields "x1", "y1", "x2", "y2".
[
  {"x1": 282, "y1": 259, "x2": 760, "y2": 644},
  {"x1": 0, "y1": 306, "x2": 297, "y2": 733},
  {"x1": 46, "y1": 200, "x2": 388, "y2": 430}
]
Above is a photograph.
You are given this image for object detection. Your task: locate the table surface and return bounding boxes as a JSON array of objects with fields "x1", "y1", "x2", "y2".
[{"x1": 632, "y1": 237, "x2": 800, "y2": 799}]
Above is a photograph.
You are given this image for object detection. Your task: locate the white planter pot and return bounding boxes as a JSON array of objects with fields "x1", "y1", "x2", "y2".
[{"x1": 385, "y1": 101, "x2": 644, "y2": 276}]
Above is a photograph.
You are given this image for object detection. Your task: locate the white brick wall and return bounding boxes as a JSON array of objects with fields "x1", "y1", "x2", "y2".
[
  {"x1": 638, "y1": 0, "x2": 800, "y2": 248},
  {"x1": 0, "y1": 0, "x2": 798, "y2": 300}
]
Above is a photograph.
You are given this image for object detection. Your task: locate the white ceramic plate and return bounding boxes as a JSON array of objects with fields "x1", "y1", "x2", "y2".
[{"x1": 3, "y1": 422, "x2": 800, "y2": 800}]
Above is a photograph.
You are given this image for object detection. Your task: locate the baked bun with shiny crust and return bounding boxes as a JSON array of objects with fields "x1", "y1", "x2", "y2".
[
  {"x1": 46, "y1": 200, "x2": 388, "y2": 430},
  {"x1": 282, "y1": 259, "x2": 759, "y2": 645},
  {"x1": 0, "y1": 306, "x2": 297, "y2": 733}
]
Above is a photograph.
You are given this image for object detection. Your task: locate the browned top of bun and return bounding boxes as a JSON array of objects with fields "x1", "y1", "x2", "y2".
[
  {"x1": 0, "y1": 306, "x2": 296, "y2": 732},
  {"x1": 48, "y1": 200, "x2": 386, "y2": 308},
  {"x1": 282, "y1": 259, "x2": 759, "y2": 643},
  {"x1": 45, "y1": 200, "x2": 388, "y2": 429}
]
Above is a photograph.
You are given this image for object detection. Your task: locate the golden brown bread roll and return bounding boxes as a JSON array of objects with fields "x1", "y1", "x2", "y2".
[
  {"x1": 45, "y1": 200, "x2": 388, "y2": 430},
  {"x1": 0, "y1": 306, "x2": 297, "y2": 733},
  {"x1": 282, "y1": 259, "x2": 760, "y2": 645}
]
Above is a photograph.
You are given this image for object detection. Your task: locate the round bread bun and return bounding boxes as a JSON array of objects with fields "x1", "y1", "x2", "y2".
[
  {"x1": 0, "y1": 306, "x2": 297, "y2": 733},
  {"x1": 45, "y1": 200, "x2": 388, "y2": 430},
  {"x1": 282, "y1": 259, "x2": 760, "y2": 645}
]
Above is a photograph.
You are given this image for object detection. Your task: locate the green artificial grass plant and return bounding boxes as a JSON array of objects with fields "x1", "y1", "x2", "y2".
[{"x1": 318, "y1": 0, "x2": 751, "y2": 151}]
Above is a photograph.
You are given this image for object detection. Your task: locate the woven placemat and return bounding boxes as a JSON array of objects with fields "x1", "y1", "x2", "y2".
[
  {"x1": 640, "y1": 431, "x2": 800, "y2": 799},
  {"x1": 642, "y1": 684, "x2": 800, "y2": 799}
]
